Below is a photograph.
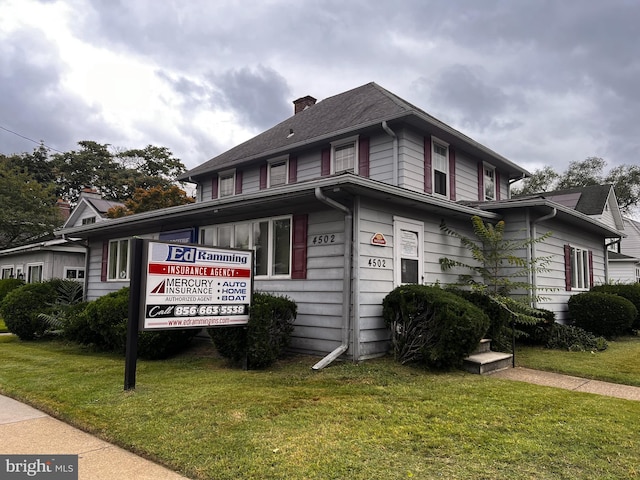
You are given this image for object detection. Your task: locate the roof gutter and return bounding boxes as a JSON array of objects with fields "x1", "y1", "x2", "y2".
[{"x1": 312, "y1": 187, "x2": 353, "y2": 370}]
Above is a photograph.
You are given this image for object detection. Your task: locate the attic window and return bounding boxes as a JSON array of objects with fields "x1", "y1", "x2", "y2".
[
  {"x1": 219, "y1": 171, "x2": 235, "y2": 197},
  {"x1": 268, "y1": 159, "x2": 288, "y2": 187}
]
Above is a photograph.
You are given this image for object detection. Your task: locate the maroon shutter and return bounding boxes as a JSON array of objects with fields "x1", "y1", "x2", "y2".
[
  {"x1": 235, "y1": 170, "x2": 243, "y2": 194},
  {"x1": 358, "y1": 137, "x2": 370, "y2": 177},
  {"x1": 564, "y1": 244, "x2": 572, "y2": 291},
  {"x1": 495, "y1": 170, "x2": 501, "y2": 201},
  {"x1": 477, "y1": 162, "x2": 484, "y2": 201},
  {"x1": 424, "y1": 137, "x2": 432, "y2": 193},
  {"x1": 259, "y1": 164, "x2": 267, "y2": 189},
  {"x1": 101, "y1": 240, "x2": 109, "y2": 282},
  {"x1": 288, "y1": 156, "x2": 298, "y2": 183},
  {"x1": 588, "y1": 250, "x2": 594, "y2": 287},
  {"x1": 321, "y1": 148, "x2": 331, "y2": 176},
  {"x1": 291, "y1": 214, "x2": 308, "y2": 279},
  {"x1": 449, "y1": 147, "x2": 456, "y2": 201},
  {"x1": 211, "y1": 175, "x2": 219, "y2": 199}
]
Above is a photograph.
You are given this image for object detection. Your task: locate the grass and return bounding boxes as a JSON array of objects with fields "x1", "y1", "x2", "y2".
[
  {"x1": 1, "y1": 335, "x2": 640, "y2": 479},
  {"x1": 516, "y1": 336, "x2": 640, "y2": 386}
]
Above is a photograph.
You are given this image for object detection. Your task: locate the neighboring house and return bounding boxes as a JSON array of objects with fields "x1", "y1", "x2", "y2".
[
  {"x1": 58, "y1": 82, "x2": 622, "y2": 363},
  {"x1": 0, "y1": 189, "x2": 123, "y2": 283},
  {"x1": 609, "y1": 216, "x2": 640, "y2": 283}
]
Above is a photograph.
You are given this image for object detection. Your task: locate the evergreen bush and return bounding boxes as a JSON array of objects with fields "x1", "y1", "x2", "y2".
[
  {"x1": 591, "y1": 283, "x2": 640, "y2": 330},
  {"x1": 208, "y1": 292, "x2": 297, "y2": 369},
  {"x1": 69, "y1": 287, "x2": 198, "y2": 358},
  {"x1": 568, "y1": 291, "x2": 636, "y2": 338},
  {"x1": 0, "y1": 278, "x2": 25, "y2": 303},
  {"x1": 382, "y1": 285, "x2": 490, "y2": 369},
  {"x1": 0, "y1": 281, "x2": 57, "y2": 340}
]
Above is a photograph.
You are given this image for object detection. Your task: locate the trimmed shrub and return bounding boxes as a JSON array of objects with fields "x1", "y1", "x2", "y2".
[
  {"x1": 0, "y1": 281, "x2": 57, "y2": 340},
  {"x1": 208, "y1": 292, "x2": 297, "y2": 369},
  {"x1": 516, "y1": 308, "x2": 556, "y2": 346},
  {"x1": 568, "y1": 291, "x2": 636, "y2": 338},
  {"x1": 0, "y1": 278, "x2": 25, "y2": 304},
  {"x1": 70, "y1": 287, "x2": 198, "y2": 359},
  {"x1": 545, "y1": 323, "x2": 608, "y2": 352},
  {"x1": 382, "y1": 285, "x2": 490, "y2": 369},
  {"x1": 591, "y1": 283, "x2": 640, "y2": 330}
]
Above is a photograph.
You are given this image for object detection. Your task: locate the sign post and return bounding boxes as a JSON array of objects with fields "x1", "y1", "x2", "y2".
[{"x1": 125, "y1": 239, "x2": 253, "y2": 390}]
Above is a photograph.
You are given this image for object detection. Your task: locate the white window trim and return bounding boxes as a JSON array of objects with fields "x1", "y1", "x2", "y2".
[
  {"x1": 218, "y1": 169, "x2": 236, "y2": 197},
  {"x1": 570, "y1": 245, "x2": 590, "y2": 291},
  {"x1": 1, "y1": 265, "x2": 15, "y2": 279},
  {"x1": 330, "y1": 135, "x2": 359, "y2": 174},
  {"x1": 483, "y1": 162, "x2": 496, "y2": 201},
  {"x1": 431, "y1": 137, "x2": 449, "y2": 199},
  {"x1": 199, "y1": 215, "x2": 293, "y2": 279},
  {"x1": 267, "y1": 156, "x2": 289, "y2": 188},
  {"x1": 107, "y1": 238, "x2": 131, "y2": 281},
  {"x1": 26, "y1": 263, "x2": 44, "y2": 283},
  {"x1": 393, "y1": 216, "x2": 424, "y2": 287},
  {"x1": 64, "y1": 267, "x2": 86, "y2": 281}
]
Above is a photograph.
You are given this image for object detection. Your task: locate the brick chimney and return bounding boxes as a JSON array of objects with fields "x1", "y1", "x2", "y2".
[
  {"x1": 293, "y1": 95, "x2": 317, "y2": 114},
  {"x1": 56, "y1": 198, "x2": 71, "y2": 221}
]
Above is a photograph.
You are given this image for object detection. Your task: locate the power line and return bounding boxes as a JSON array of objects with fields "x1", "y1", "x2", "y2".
[{"x1": 0, "y1": 125, "x2": 65, "y2": 154}]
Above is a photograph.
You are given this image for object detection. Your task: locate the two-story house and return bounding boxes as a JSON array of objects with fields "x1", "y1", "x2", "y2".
[{"x1": 58, "y1": 82, "x2": 622, "y2": 365}]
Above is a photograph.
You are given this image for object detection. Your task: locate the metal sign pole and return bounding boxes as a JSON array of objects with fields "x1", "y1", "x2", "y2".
[{"x1": 125, "y1": 238, "x2": 144, "y2": 391}]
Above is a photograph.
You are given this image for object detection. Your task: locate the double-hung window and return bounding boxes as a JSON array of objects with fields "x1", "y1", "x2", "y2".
[
  {"x1": 27, "y1": 264, "x2": 43, "y2": 283},
  {"x1": 218, "y1": 171, "x2": 235, "y2": 197},
  {"x1": 1, "y1": 266, "x2": 14, "y2": 279},
  {"x1": 484, "y1": 164, "x2": 496, "y2": 201},
  {"x1": 268, "y1": 159, "x2": 288, "y2": 187},
  {"x1": 108, "y1": 238, "x2": 130, "y2": 280},
  {"x1": 200, "y1": 216, "x2": 292, "y2": 277},
  {"x1": 331, "y1": 136, "x2": 358, "y2": 174},
  {"x1": 432, "y1": 140, "x2": 448, "y2": 197},
  {"x1": 570, "y1": 246, "x2": 590, "y2": 290}
]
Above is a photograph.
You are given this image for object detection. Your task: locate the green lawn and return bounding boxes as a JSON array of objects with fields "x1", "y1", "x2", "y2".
[
  {"x1": 516, "y1": 335, "x2": 640, "y2": 386},
  {"x1": 1, "y1": 335, "x2": 640, "y2": 479}
]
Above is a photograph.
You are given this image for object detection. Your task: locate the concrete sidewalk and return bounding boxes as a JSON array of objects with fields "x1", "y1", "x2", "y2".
[
  {"x1": 491, "y1": 367, "x2": 640, "y2": 401},
  {"x1": 0, "y1": 395, "x2": 190, "y2": 480}
]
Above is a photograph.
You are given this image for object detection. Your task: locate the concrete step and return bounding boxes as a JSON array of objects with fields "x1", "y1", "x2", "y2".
[
  {"x1": 463, "y1": 351, "x2": 513, "y2": 375},
  {"x1": 474, "y1": 338, "x2": 492, "y2": 354}
]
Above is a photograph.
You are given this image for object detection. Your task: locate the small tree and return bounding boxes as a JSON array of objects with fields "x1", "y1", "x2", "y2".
[{"x1": 440, "y1": 216, "x2": 552, "y2": 341}]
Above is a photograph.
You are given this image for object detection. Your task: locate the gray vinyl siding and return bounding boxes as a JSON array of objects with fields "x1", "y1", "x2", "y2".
[
  {"x1": 368, "y1": 134, "x2": 394, "y2": 184},
  {"x1": 455, "y1": 151, "x2": 479, "y2": 202},
  {"x1": 500, "y1": 211, "x2": 606, "y2": 322},
  {"x1": 397, "y1": 128, "x2": 424, "y2": 193},
  {"x1": 296, "y1": 151, "x2": 322, "y2": 183},
  {"x1": 254, "y1": 209, "x2": 346, "y2": 356},
  {"x1": 0, "y1": 250, "x2": 85, "y2": 282},
  {"x1": 354, "y1": 199, "x2": 480, "y2": 358},
  {"x1": 609, "y1": 261, "x2": 638, "y2": 284}
]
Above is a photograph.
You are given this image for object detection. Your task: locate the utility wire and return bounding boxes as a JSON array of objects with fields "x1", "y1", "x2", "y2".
[{"x1": 0, "y1": 125, "x2": 65, "y2": 153}]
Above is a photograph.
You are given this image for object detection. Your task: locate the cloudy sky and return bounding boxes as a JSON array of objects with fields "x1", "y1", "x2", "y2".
[{"x1": 1, "y1": 0, "x2": 639, "y2": 176}]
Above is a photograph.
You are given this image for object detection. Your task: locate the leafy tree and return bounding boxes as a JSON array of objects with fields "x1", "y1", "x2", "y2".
[
  {"x1": 439, "y1": 216, "x2": 552, "y2": 331},
  {"x1": 513, "y1": 165, "x2": 559, "y2": 195},
  {"x1": 0, "y1": 159, "x2": 63, "y2": 249},
  {"x1": 556, "y1": 157, "x2": 606, "y2": 190},
  {"x1": 107, "y1": 185, "x2": 194, "y2": 218},
  {"x1": 2, "y1": 144, "x2": 56, "y2": 185}
]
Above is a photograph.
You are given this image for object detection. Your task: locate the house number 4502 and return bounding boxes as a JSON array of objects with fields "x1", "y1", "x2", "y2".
[
  {"x1": 368, "y1": 258, "x2": 386, "y2": 268},
  {"x1": 312, "y1": 234, "x2": 336, "y2": 244}
]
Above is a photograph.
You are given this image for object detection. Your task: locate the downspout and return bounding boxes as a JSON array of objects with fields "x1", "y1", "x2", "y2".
[
  {"x1": 312, "y1": 187, "x2": 353, "y2": 370},
  {"x1": 530, "y1": 207, "x2": 557, "y2": 308},
  {"x1": 382, "y1": 121, "x2": 398, "y2": 186}
]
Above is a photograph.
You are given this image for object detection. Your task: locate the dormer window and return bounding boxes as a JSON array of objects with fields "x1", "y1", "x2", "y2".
[{"x1": 432, "y1": 139, "x2": 449, "y2": 197}]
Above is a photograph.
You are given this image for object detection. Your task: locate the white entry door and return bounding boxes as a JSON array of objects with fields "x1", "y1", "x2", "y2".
[{"x1": 393, "y1": 217, "x2": 424, "y2": 286}]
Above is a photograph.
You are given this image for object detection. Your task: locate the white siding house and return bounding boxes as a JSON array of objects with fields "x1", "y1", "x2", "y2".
[{"x1": 58, "y1": 82, "x2": 623, "y2": 362}]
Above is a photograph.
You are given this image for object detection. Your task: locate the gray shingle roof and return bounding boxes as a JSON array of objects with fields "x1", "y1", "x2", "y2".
[
  {"x1": 179, "y1": 82, "x2": 527, "y2": 181},
  {"x1": 543, "y1": 184, "x2": 614, "y2": 215}
]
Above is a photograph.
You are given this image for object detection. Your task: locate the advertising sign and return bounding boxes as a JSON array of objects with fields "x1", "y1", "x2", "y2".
[{"x1": 140, "y1": 241, "x2": 253, "y2": 330}]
